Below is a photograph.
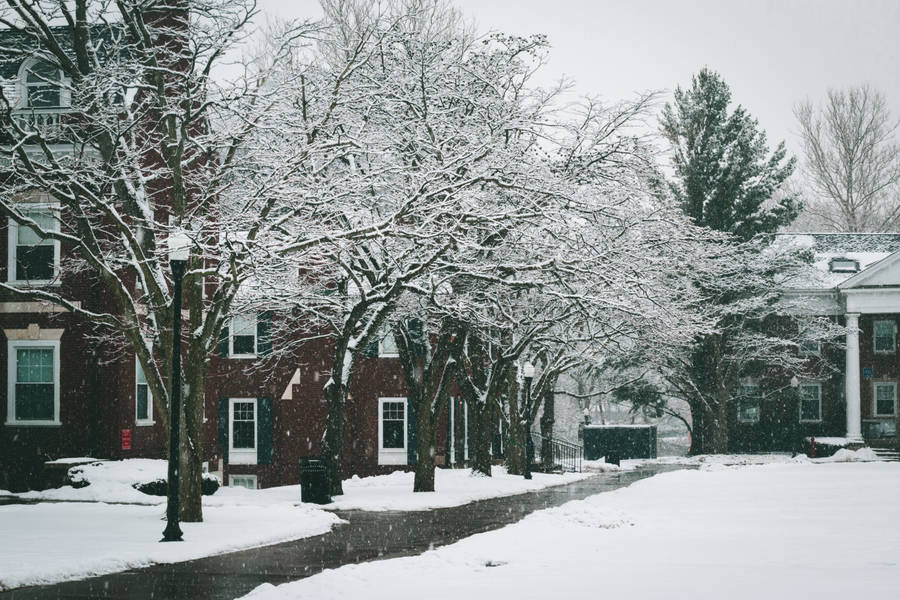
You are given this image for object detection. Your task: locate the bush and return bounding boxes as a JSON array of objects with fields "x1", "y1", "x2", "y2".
[{"x1": 133, "y1": 474, "x2": 220, "y2": 496}]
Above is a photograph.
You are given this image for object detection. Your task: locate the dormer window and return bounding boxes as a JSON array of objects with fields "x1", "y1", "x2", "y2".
[
  {"x1": 828, "y1": 257, "x2": 859, "y2": 273},
  {"x1": 20, "y1": 60, "x2": 66, "y2": 109},
  {"x1": 24, "y1": 61, "x2": 62, "y2": 108}
]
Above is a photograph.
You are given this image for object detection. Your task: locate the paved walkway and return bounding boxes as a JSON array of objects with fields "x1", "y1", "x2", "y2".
[{"x1": 2, "y1": 465, "x2": 678, "y2": 600}]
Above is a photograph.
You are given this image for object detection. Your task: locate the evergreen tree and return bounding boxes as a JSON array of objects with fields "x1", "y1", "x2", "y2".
[
  {"x1": 661, "y1": 68, "x2": 800, "y2": 241},
  {"x1": 659, "y1": 69, "x2": 804, "y2": 454}
]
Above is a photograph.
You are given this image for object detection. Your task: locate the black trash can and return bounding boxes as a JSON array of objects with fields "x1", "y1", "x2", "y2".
[{"x1": 299, "y1": 458, "x2": 332, "y2": 504}]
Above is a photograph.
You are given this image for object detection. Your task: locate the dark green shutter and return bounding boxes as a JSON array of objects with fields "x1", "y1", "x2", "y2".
[
  {"x1": 218, "y1": 324, "x2": 229, "y2": 357},
  {"x1": 258, "y1": 397, "x2": 273, "y2": 464},
  {"x1": 407, "y1": 398, "x2": 417, "y2": 465},
  {"x1": 408, "y1": 319, "x2": 424, "y2": 356},
  {"x1": 257, "y1": 311, "x2": 272, "y2": 356},
  {"x1": 363, "y1": 334, "x2": 379, "y2": 357},
  {"x1": 218, "y1": 398, "x2": 228, "y2": 461}
]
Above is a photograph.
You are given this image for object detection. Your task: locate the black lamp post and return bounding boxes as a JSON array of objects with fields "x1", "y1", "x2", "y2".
[
  {"x1": 522, "y1": 362, "x2": 535, "y2": 480},
  {"x1": 790, "y1": 375, "x2": 800, "y2": 455},
  {"x1": 162, "y1": 232, "x2": 189, "y2": 543}
]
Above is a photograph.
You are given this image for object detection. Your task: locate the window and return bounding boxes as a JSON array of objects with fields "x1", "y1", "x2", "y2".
[
  {"x1": 828, "y1": 257, "x2": 859, "y2": 273},
  {"x1": 22, "y1": 61, "x2": 63, "y2": 108},
  {"x1": 229, "y1": 474, "x2": 257, "y2": 490},
  {"x1": 8, "y1": 206, "x2": 60, "y2": 284},
  {"x1": 378, "y1": 331, "x2": 399, "y2": 357},
  {"x1": 378, "y1": 397, "x2": 407, "y2": 465},
  {"x1": 798, "y1": 333, "x2": 821, "y2": 356},
  {"x1": 135, "y1": 357, "x2": 153, "y2": 425},
  {"x1": 737, "y1": 384, "x2": 761, "y2": 423},
  {"x1": 230, "y1": 314, "x2": 257, "y2": 358},
  {"x1": 874, "y1": 382, "x2": 897, "y2": 417},
  {"x1": 873, "y1": 320, "x2": 896, "y2": 354},
  {"x1": 229, "y1": 398, "x2": 257, "y2": 464},
  {"x1": 6, "y1": 340, "x2": 60, "y2": 425},
  {"x1": 799, "y1": 383, "x2": 822, "y2": 422}
]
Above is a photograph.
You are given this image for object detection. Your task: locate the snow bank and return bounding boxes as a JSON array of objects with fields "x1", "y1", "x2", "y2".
[
  {"x1": 241, "y1": 462, "x2": 900, "y2": 600},
  {"x1": 327, "y1": 466, "x2": 591, "y2": 511}
]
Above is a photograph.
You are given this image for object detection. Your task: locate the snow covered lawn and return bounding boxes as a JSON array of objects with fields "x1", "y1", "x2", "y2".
[
  {"x1": 0, "y1": 500, "x2": 340, "y2": 591},
  {"x1": 327, "y1": 466, "x2": 591, "y2": 511},
  {"x1": 0, "y1": 460, "x2": 589, "y2": 589},
  {"x1": 243, "y1": 462, "x2": 900, "y2": 600}
]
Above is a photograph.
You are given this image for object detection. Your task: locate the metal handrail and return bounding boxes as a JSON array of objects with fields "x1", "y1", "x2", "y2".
[{"x1": 531, "y1": 431, "x2": 583, "y2": 473}]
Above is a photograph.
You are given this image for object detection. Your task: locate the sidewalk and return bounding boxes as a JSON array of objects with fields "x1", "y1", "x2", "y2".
[{"x1": 1, "y1": 465, "x2": 679, "y2": 600}]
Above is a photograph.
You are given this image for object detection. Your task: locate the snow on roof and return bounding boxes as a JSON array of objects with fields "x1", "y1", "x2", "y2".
[{"x1": 775, "y1": 233, "x2": 900, "y2": 289}]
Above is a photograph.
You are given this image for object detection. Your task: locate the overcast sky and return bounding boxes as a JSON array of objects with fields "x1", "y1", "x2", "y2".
[{"x1": 257, "y1": 0, "x2": 900, "y2": 157}]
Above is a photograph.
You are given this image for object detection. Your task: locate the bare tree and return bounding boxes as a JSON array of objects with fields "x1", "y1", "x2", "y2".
[{"x1": 795, "y1": 85, "x2": 900, "y2": 232}]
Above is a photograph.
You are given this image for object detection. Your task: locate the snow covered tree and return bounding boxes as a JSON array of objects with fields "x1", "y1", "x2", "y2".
[
  {"x1": 660, "y1": 68, "x2": 800, "y2": 241},
  {"x1": 795, "y1": 85, "x2": 900, "y2": 232},
  {"x1": 0, "y1": 0, "x2": 389, "y2": 520},
  {"x1": 657, "y1": 68, "x2": 816, "y2": 454}
]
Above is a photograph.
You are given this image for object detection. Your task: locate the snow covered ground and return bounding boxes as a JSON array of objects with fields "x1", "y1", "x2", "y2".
[
  {"x1": 242, "y1": 461, "x2": 900, "y2": 600},
  {"x1": 0, "y1": 460, "x2": 589, "y2": 589}
]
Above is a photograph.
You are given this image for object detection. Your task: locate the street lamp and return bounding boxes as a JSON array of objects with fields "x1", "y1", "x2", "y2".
[
  {"x1": 162, "y1": 231, "x2": 189, "y2": 543},
  {"x1": 522, "y1": 361, "x2": 535, "y2": 480}
]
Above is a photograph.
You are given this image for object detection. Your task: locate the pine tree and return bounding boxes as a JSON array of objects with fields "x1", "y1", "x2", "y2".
[
  {"x1": 659, "y1": 69, "x2": 802, "y2": 454},
  {"x1": 661, "y1": 68, "x2": 800, "y2": 241}
]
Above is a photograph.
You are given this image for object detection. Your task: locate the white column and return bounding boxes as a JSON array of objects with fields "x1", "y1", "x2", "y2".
[{"x1": 845, "y1": 313, "x2": 863, "y2": 442}]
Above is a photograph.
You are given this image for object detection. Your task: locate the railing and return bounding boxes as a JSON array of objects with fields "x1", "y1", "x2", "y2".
[
  {"x1": 11, "y1": 108, "x2": 66, "y2": 140},
  {"x1": 532, "y1": 432, "x2": 583, "y2": 473}
]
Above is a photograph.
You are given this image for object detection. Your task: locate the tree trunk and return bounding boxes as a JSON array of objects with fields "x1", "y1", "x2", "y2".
[
  {"x1": 323, "y1": 380, "x2": 346, "y2": 496},
  {"x1": 539, "y1": 387, "x2": 555, "y2": 470},
  {"x1": 468, "y1": 398, "x2": 493, "y2": 476},
  {"x1": 505, "y1": 372, "x2": 525, "y2": 475},
  {"x1": 413, "y1": 398, "x2": 435, "y2": 492},
  {"x1": 179, "y1": 374, "x2": 205, "y2": 522}
]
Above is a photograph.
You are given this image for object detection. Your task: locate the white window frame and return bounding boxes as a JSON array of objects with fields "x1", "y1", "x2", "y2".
[
  {"x1": 7, "y1": 204, "x2": 61, "y2": 286},
  {"x1": 135, "y1": 356, "x2": 153, "y2": 426},
  {"x1": 228, "y1": 397, "x2": 258, "y2": 465},
  {"x1": 736, "y1": 383, "x2": 761, "y2": 424},
  {"x1": 798, "y1": 382, "x2": 822, "y2": 423},
  {"x1": 873, "y1": 320, "x2": 896, "y2": 354},
  {"x1": 229, "y1": 313, "x2": 258, "y2": 359},
  {"x1": 6, "y1": 339, "x2": 60, "y2": 426},
  {"x1": 229, "y1": 474, "x2": 258, "y2": 489},
  {"x1": 17, "y1": 58, "x2": 70, "y2": 109},
  {"x1": 873, "y1": 382, "x2": 897, "y2": 417},
  {"x1": 378, "y1": 330, "x2": 399, "y2": 357},
  {"x1": 378, "y1": 397, "x2": 407, "y2": 465}
]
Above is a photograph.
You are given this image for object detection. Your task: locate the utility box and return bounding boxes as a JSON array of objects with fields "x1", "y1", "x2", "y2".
[
  {"x1": 299, "y1": 458, "x2": 332, "y2": 504},
  {"x1": 583, "y1": 425, "x2": 657, "y2": 461}
]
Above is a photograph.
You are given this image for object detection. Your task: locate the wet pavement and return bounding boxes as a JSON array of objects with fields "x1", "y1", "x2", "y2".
[{"x1": 1, "y1": 465, "x2": 680, "y2": 600}]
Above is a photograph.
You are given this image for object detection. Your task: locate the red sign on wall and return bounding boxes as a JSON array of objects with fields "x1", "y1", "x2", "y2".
[{"x1": 121, "y1": 429, "x2": 132, "y2": 451}]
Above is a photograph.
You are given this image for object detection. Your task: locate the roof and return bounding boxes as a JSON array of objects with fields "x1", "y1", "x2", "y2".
[{"x1": 775, "y1": 233, "x2": 900, "y2": 289}]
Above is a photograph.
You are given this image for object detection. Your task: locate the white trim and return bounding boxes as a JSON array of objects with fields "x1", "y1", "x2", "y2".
[
  {"x1": 873, "y1": 382, "x2": 898, "y2": 417},
  {"x1": 6, "y1": 339, "x2": 60, "y2": 426},
  {"x1": 135, "y1": 356, "x2": 154, "y2": 426},
  {"x1": 798, "y1": 382, "x2": 823, "y2": 423},
  {"x1": 378, "y1": 331, "x2": 399, "y2": 358},
  {"x1": 228, "y1": 314, "x2": 258, "y2": 359},
  {"x1": 873, "y1": 319, "x2": 897, "y2": 354},
  {"x1": 229, "y1": 474, "x2": 258, "y2": 489},
  {"x1": 7, "y1": 204, "x2": 61, "y2": 286},
  {"x1": 378, "y1": 397, "x2": 407, "y2": 465},
  {"x1": 228, "y1": 398, "x2": 258, "y2": 465}
]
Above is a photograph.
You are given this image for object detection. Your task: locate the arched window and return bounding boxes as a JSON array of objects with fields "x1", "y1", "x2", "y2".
[{"x1": 19, "y1": 59, "x2": 65, "y2": 109}]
